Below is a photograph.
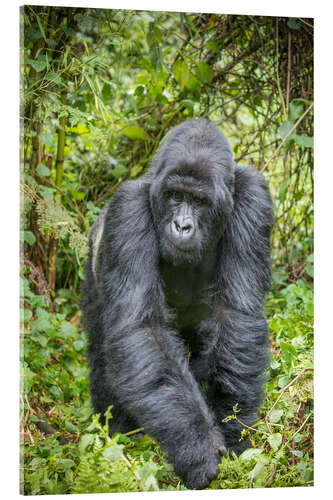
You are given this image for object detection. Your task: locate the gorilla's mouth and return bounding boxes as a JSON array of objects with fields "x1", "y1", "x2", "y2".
[
  {"x1": 162, "y1": 237, "x2": 203, "y2": 268},
  {"x1": 165, "y1": 233, "x2": 196, "y2": 252}
]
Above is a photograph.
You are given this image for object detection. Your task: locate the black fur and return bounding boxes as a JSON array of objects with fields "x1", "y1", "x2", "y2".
[{"x1": 81, "y1": 119, "x2": 273, "y2": 489}]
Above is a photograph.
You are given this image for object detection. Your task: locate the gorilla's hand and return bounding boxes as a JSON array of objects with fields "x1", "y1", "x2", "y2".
[{"x1": 173, "y1": 428, "x2": 227, "y2": 489}]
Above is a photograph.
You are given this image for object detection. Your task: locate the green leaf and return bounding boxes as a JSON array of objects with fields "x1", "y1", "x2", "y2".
[
  {"x1": 130, "y1": 164, "x2": 144, "y2": 178},
  {"x1": 287, "y1": 19, "x2": 300, "y2": 30},
  {"x1": 278, "y1": 179, "x2": 288, "y2": 204},
  {"x1": 279, "y1": 120, "x2": 296, "y2": 146},
  {"x1": 173, "y1": 59, "x2": 190, "y2": 90},
  {"x1": 49, "y1": 385, "x2": 63, "y2": 401},
  {"x1": 30, "y1": 317, "x2": 53, "y2": 333},
  {"x1": 103, "y1": 443, "x2": 124, "y2": 461},
  {"x1": 280, "y1": 341, "x2": 297, "y2": 357},
  {"x1": 269, "y1": 409, "x2": 284, "y2": 424},
  {"x1": 36, "y1": 15, "x2": 47, "y2": 42},
  {"x1": 305, "y1": 263, "x2": 314, "y2": 278},
  {"x1": 139, "y1": 463, "x2": 160, "y2": 491},
  {"x1": 79, "y1": 434, "x2": 95, "y2": 453},
  {"x1": 102, "y1": 83, "x2": 113, "y2": 100},
  {"x1": 37, "y1": 163, "x2": 51, "y2": 177},
  {"x1": 240, "y1": 448, "x2": 263, "y2": 462},
  {"x1": 185, "y1": 76, "x2": 201, "y2": 95},
  {"x1": 248, "y1": 460, "x2": 266, "y2": 481},
  {"x1": 23, "y1": 230, "x2": 36, "y2": 246},
  {"x1": 196, "y1": 62, "x2": 214, "y2": 84},
  {"x1": 65, "y1": 421, "x2": 79, "y2": 434},
  {"x1": 294, "y1": 135, "x2": 313, "y2": 148},
  {"x1": 58, "y1": 321, "x2": 77, "y2": 339},
  {"x1": 58, "y1": 459, "x2": 76, "y2": 470},
  {"x1": 70, "y1": 189, "x2": 85, "y2": 201},
  {"x1": 27, "y1": 58, "x2": 47, "y2": 72},
  {"x1": 134, "y1": 85, "x2": 145, "y2": 97},
  {"x1": 289, "y1": 101, "x2": 303, "y2": 123},
  {"x1": 270, "y1": 358, "x2": 280, "y2": 370},
  {"x1": 39, "y1": 185, "x2": 54, "y2": 200},
  {"x1": 268, "y1": 432, "x2": 282, "y2": 451},
  {"x1": 44, "y1": 72, "x2": 63, "y2": 85},
  {"x1": 37, "y1": 334, "x2": 48, "y2": 347},
  {"x1": 23, "y1": 308, "x2": 33, "y2": 322},
  {"x1": 111, "y1": 165, "x2": 127, "y2": 179},
  {"x1": 39, "y1": 132, "x2": 54, "y2": 148},
  {"x1": 73, "y1": 339, "x2": 85, "y2": 352},
  {"x1": 122, "y1": 126, "x2": 147, "y2": 141},
  {"x1": 207, "y1": 39, "x2": 220, "y2": 53}
]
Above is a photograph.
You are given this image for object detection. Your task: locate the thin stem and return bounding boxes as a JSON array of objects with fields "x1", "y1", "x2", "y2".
[
  {"x1": 265, "y1": 367, "x2": 313, "y2": 433},
  {"x1": 261, "y1": 102, "x2": 314, "y2": 173}
]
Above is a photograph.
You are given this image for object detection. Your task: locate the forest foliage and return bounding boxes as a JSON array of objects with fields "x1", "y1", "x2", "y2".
[{"x1": 20, "y1": 6, "x2": 313, "y2": 494}]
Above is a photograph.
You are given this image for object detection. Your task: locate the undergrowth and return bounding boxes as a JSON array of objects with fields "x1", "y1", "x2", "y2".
[{"x1": 21, "y1": 265, "x2": 313, "y2": 494}]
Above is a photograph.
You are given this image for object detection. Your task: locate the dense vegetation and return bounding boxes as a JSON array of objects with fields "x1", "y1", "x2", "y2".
[{"x1": 20, "y1": 6, "x2": 313, "y2": 494}]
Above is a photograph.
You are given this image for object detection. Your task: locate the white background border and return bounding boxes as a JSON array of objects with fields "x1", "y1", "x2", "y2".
[{"x1": 2, "y1": 1, "x2": 330, "y2": 499}]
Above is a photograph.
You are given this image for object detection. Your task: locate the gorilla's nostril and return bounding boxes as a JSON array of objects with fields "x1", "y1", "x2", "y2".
[
  {"x1": 173, "y1": 220, "x2": 181, "y2": 233},
  {"x1": 171, "y1": 216, "x2": 195, "y2": 240}
]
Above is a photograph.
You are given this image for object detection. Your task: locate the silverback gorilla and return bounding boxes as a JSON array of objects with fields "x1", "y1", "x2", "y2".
[{"x1": 81, "y1": 119, "x2": 273, "y2": 489}]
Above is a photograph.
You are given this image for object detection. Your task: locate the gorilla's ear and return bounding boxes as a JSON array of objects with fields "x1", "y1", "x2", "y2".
[{"x1": 217, "y1": 166, "x2": 273, "y2": 314}]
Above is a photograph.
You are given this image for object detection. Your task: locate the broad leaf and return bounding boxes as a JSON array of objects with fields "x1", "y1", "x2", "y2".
[
  {"x1": 59, "y1": 321, "x2": 77, "y2": 339},
  {"x1": 37, "y1": 163, "x2": 51, "y2": 177},
  {"x1": 79, "y1": 434, "x2": 95, "y2": 454},
  {"x1": 207, "y1": 39, "x2": 220, "y2": 53},
  {"x1": 103, "y1": 443, "x2": 124, "y2": 461},
  {"x1": 27, "y1": 58, "x2": 47, "y2": 72},
  {"x1": 294, "y1": 135, "x2": 313, "y2": 148},
  {"x1": 112, "y1": 165, "x2": 128, "y2": 179},
  {"x1": 23, "y1": 230, "x2": 36, "y2": 246},
  {"x1": 268, "y1": 432, "x2": 282, "y2": 451},
  {"x1": 289, "y1": 101, "x2": 303, "y2": 123},
  {"x1": 39, "y1": 132, "x2": 54, "y2": 148},
  {"x1": 122, "y1": 126, "x2": 147, "y2": 141},
  {"x1": 240, "y1": 448, "x2": 263, "y2": 462},
  {"x1": 173, "y1": 59, "x2": 190, "y2": 90},
  {"x1": 197, "y1": 62, "x2": 214, "y2": 84},
  {"x1": 269, "y1": 409, "x2": 284, "y2": 424}
]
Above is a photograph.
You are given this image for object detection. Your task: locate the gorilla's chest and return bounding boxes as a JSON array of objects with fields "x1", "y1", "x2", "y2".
[{"x1": 160, "y1": 260, "x2": 214, "y2": 328}]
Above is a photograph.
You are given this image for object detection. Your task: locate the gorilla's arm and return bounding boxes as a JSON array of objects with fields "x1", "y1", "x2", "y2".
[
  {"x1": 97, "y1": 181, "x2": 225, "y2": 489},
  {"x1": 217, "y1": 166, "x2": 272, "y2": 313},
  {"x1": 206, "y1": 167, "x2": 272, "y2": 450}
]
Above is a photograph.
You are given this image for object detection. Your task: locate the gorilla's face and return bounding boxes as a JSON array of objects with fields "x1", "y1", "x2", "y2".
[
  {"x1": 148, "y1": 119, "x2": 236, "y2": 265},
  {"x1": 151, "y1": 162, "x2": 234, "y2": 265},
  {"x1": 160, "y1": 174, "x2": 214, "y2": 263}
]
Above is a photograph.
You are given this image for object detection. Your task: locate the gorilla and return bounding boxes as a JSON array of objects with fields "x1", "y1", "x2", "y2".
[{"x1": 81, "y1": 119, "x2": 272, "y2": 490}]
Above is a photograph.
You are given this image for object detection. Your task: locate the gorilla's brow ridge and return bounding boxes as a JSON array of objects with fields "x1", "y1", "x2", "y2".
[{"x1": 165, "y1": 174, "x2": 212, "y2": 198}]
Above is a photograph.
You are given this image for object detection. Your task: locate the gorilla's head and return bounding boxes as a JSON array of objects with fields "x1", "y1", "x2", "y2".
[{"x1": 149, "y1": 119, "x2": 235, "y2": 265}]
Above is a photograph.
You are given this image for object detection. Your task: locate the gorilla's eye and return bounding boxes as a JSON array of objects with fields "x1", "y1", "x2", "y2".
[
  {"x1": 173, "y1": 192, "x2": 183, "y2": 201},
  {"x1": 167, "y1": 191, "x2": 183, "y2": 202},
  {"x1": 193, "y1": 196, "x2": 207, "y2": 206}
]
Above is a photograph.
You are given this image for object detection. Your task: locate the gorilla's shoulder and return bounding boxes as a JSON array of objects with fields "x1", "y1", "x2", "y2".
[
  {"x1": 234, "y1": 165, "x2": 272, "y2": 209},
  {"x1": 110, "y1": 178, "x2": 150, "y2": 204},
  {"x1": 104, "y1": 179, "x2": 150, "y2": 220},
  {"x1": 234, "y1": 165, "x2": 269, "y2": 190}
]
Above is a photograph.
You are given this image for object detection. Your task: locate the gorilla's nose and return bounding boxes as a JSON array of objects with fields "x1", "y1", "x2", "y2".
[{"x1": 171, "y1": 216, "x2": 195, "y2": 240}]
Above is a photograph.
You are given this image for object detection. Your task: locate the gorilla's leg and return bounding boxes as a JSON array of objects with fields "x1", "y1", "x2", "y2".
[
  {"x1": 197, "y1": 312, "x2": 269, "y2": 455},
  {"x1": 101, "y1": 316, "x2": 226, "y2": 490}
]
